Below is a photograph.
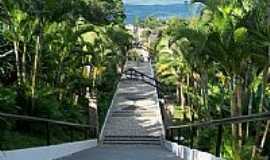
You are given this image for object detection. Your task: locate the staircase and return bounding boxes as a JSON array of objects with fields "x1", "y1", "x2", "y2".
[
  {"x1": 100, "y1": 59, "x2": 165, "y2": 145},
  {"x1": 54, "y1": 50, "x2": 222, "y2": 160}
]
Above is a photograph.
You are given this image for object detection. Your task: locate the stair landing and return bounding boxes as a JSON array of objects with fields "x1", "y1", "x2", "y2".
[
  {"x1": 57, "y1": 145, "x2": 178, "y2": 160},
  {"x1": 57, "y1": 49, "x2": 177, "y2": 160}
]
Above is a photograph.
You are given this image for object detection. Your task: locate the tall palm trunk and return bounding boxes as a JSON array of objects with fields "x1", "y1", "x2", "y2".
[
  {"x1": 31, "y1": 34, "x2": 41, "y2": 112},
  {"x1": 231, "y1": 93, "x2": 237, "y2": 140},
  {"x1": 186, "y1": 74, "x2": 190, "y2": 107},
  {"x1": 90, "y1": 91, "x2": 99, "y2": 136},
  {"x1": 251, "y1": 68, "x2": 269, "y2": 159},
  {"x1": 231, "y1": 75, "x2": 243, "y2": 150},
  {"x1": 176, "y1": 79, "x2": 185, "y2": 109},
  {"x1": 260, "y1": 121, "x2": 270, "y2": 150},
  {"x1": 14, "y1": 41, "x2": 21, "y2": 86},
  {"x1": 92, "y1": 70, "x2": 99, "y2": 136},
  {"x1": 251, "y1": 14, "x2": 270, "y2": 154},
  {"x1": 58, "y1": 53, "x2": 65, "y2": 102},
  {"x1": 176, "y1": 82, "x2": 180, "y2": 104},
  {"x1": 86, "y1": 67, "x2": 99, "y2": 136},
  {"x1": 202, "y1": 69, "x2": 208, "y2": 112},
  {"x1": 259, "y1": 68, "x2": 268, "y2": 112},
  {"x1": 22, "y1": 43, "x2": 26, "y2": 83},
  {"x1": 73, "y1": 94, "x2": 79, "y2": 106},
  {"x1": 235, "y1": 81, "x2": 243, "y2": 148},
  {"x1": 180, "y1": 82, "x2": 185, "y2": 109},
  {"x1": 231, "y1": 75, "x2": 237, "y2": 139},
  {"x1": 246, "y1": 91, "x2": 253, "y2": 138},
  {"x1": 243, "y1": 66, "x2": 251, "y2": 139}
]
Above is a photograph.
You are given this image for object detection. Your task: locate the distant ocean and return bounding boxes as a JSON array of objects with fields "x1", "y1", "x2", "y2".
[{"x1": 124, "y1": 3, "x2": 204, "y2": 24}]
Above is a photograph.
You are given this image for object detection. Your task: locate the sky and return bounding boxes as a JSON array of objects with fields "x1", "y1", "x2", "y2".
[{"x1": 123, "y1": 0, "x2": 191, "y2": 5}]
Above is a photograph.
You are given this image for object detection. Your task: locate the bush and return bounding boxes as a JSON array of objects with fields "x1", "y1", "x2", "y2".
[{"x1": 0, "y1": 87, "x2": 17, "y2": 113}]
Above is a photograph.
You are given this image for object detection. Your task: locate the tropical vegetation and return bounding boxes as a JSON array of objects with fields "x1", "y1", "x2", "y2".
[
  {"x1": 0, "y1": 0, "x2": 132, "y2": 149},
  {"x1": 138, "y1": 0, "x2": 270, "y2": 159},
  {"x1": 0, "y1": 0, "x2": 269, "y2": 159}
]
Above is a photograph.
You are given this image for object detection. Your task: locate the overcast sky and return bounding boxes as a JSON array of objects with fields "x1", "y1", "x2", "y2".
[{"x1": 123, "y1": 0, "x2": 190, "y2": 5}]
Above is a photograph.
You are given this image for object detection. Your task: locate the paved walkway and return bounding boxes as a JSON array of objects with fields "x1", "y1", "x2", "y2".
[
  {"x1": 100, "y1": 48, "x2": 164, "y2": 145},
  {"x1": 58, "y1": 49, "x2": 177, "y2": 160},
  {"x1": 58, "y1": 145, "x2": 178, "y2": 160},
  {"x1": 101, "y1": 60, "x2": 162, "y2": 138}
]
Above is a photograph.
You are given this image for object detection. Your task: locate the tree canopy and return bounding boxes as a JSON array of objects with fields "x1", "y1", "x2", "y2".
[
  {"x1": 139, "y1": 0, "x2": 270, "y2": 159},
  {"x1": 0, "y1": 0, "x2": 132, "y2": 149}
]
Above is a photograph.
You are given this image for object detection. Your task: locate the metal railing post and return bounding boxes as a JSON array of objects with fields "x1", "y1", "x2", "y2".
[
  {"x1": 177, "y1": 129, "x2": 180, "y2": 144},
  {"x1": 190, "y1": 127, "x2": 194, "y2": 148},
  {"x1": 89, "y1": 128, "x2": 93, "y2": 138},
  {"x1": 46, "y1": 122, "x2": 50, "y2": 145},
  {"x1": 70, "y1": 127, "x2": 74, "y2": 142},
  {"x1": 216, "y1": 124, "x2": 223, "y2": 157},
  {"x1": 94, "y1": 128, "x2": 97, "y2": 138},
  {"x1": 84, "y1": 128, "x2": 88, "y2": 139},
  {"x1": 0, "y1": 112, "x2": 96, "y2": 147},
  {"x1": 170, "y1": 129, "x2": 173, "y2": 141}
]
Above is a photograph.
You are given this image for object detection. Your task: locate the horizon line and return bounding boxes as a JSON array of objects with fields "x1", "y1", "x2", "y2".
[{"x1": 124, "y1": 3, "x2": 190, "y2": 6}]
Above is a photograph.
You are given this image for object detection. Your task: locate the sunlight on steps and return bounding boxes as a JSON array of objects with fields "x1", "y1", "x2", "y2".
[{"x1": 100, "y1": 54, "x2": 165, "y2": 145}]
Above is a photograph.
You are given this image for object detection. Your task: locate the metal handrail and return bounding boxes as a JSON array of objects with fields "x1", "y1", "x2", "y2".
[
  {"x1": 0, "y1": 112, "x2": 97, "y2": 146},
  {"x1": 124, "y1": 68, "x2": 161, "y2": 85},
  {"x1": 166, "y1": 112, "x2": 270, "y2": 157},
  {"x1": 0, "y1": 112, "x2": 95, "y2": 128},
  {"x1": 122, "y1": 68, "x2": 170, "y2": 95},
  {"x1": 167, "y1": 112, "x2": 270, "y2": 129}
]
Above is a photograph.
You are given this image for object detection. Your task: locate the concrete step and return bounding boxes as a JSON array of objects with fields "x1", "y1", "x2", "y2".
[
  {"x1": 112, "y1": 108, "x2": 157, "y2": 113},
  {"x1": 103, "y1": 136, "x2": 161, "y2": 145},
  {"x1": 105, "y1": 117, "x2": 161, "y2": 126},
  {"x1": 111, "y1": 112, "x2": 157, "y2": 117},
  {"x1": 103, "y1": 129, "x2": 162, "y2": 137},
  {"x1": 103, "y1": 141, "x2": 161, "y2": 145},
  {"x1": 100, "y1": 60, "x2": 164, "y2": 146},
  {"x1": 113, "y1": 104, "x2": 158, "y2": 109},
  {"x1": 105, "y1": 117, "x2": 162, "y2": 129},
  {"x1": 104, "y1": 135, "x2": 160, "y2": 139}
]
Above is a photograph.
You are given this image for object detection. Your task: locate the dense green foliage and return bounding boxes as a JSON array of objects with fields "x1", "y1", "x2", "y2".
[
  {"x1": 0, "y1": 0, "x2": 132, "y2": 149},
  {"x1": 0, "y1": 0, "x2": 269, "y2": 159},
  {"x1": 140, "y1": 1, "x2": 270, "y2": 160}
]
